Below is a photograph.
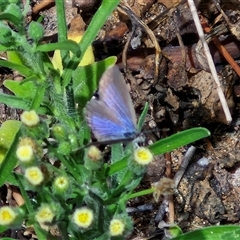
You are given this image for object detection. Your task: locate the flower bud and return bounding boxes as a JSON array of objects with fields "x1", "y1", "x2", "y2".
[
  {"x1": 52, "y1": 175, "x2": 71, "y2": 197},
  {"x1": 16, "y1": 145, "x2": 34, "y2": 163},
  {"x1": 84, "y1": 146, "x2": 103, "y2": 170},
  {"x1": 24, "y1": 166, "x2": 44, "y2": 186},
  {"x1": 20, "y1": 110, "x2": 40, "y2": 127},
  {"x1": 51, "y1": 124, "x2": 68, "y2": 141},
  {"x1": 35, "y1": 204, "x2": 55, "y2": 224},
  {"x1": 28, "y1": 21, "x2": 44, "y2": 43}
]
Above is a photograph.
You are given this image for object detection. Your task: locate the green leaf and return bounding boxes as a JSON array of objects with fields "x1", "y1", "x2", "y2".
[
  {"x1": 14, "y1": 174, "x2": 48, "y2": 239},
  {"x1": 55, "y1": 0, "x2": 68, "y2": 71},
  {"x1": 169, "y1": 225, "x2": 183, "y2": 238},
  {"x1": 0, "y1": 120, "x2": 21, "y2": 150},
  {"x1": 149, "y1": 127, "x2": 210, "y2": 155},
  {"x1": 7, "y1": 51, "x2": 24, "y2": 65},
  {"x1": 171, "y1": 225, "x2": 240, "y2": 240},
  {"x1": 0, "y1": 93, "x2": 51, "y2": 115},
  {"x1": 0, "y1": 225, "x2": 8, "y2": 234},
  {"x1": 72, "y1": 56, "x2": 117, "y2": 108},
  {"x1": 4, "y1": 172, "x2": 20, "y2": 186},
  {"x1": 107, "y1": 156, "x2": 128, "y2": 176},
  {"x1": 0, "y1": 126, "x2": 21, "y2": 187},
  {"x1": 0, "y1": 92, "x2": 30, "y2": 109},
  {"x1": 127, "y1": 188, "x2": 155, "y2": 200},
  {"x1": 4, "y1": 4, "x2": 23, "y2": 22},
  {"x1": 62, "y1": 0, "x2": 120, "y2": 87},
  {"x1": 111, "y1": 143, "x2": 126, "y2": 184},
  {"x1": 0, "y1": 92, "x2": 50, "y2": 114},
  {"x1": 221, "y1": 228, "x2": 240, "y2": 239},
  {"x1": 4, "y1": 80, "x2": 36, "y2": 99},
  {"x1": 29, "y1": 83, "x2": 46, "y2": 110},
  {"x1": 13, "y1": 173, "x2": 34, "y2": 212},
  {"x1": 36, "y1": 40, "x2": 80, "y2": 56},
  {"x1": 0, "y1": 60, "x2": 33, "y2": 77},
  {"x1": 0, "y1": 44, "x2": 8, "y2": 51},
  {"x1": 55, "y1": 1, "x2": 67, "y2": 42},
  {"x1": 110, "y1": 169, "x2": 136, "y2": 198},
  {"x1": 111, "y1": 143, "x2": 124, "y2": 164},
  {"x1": 1, "y1": 238, "x2": 17, "y2": 240},
  {"x1": 137, "y1": 102, "x2": 149, "y2": 132},
  {"x1": 0, "y1": 23, "x2": 15, "y2": 46},
  {"x1": 0, "y1": 13, "x2": 21, "y2": 28}
]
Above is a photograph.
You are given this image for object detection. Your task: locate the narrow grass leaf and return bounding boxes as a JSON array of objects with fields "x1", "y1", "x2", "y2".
[
  {"x1": 171, "y1": 225, "x2": 240, "y2": 240},
  {"x1": 149, "y1": 127, "x2": 210, "y2": 155}
]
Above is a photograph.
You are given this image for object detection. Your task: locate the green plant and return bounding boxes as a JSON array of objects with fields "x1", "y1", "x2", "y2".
[
  {"x1": 171, "y1": 225, "x2": 240, "y2": 240},
  {"x1": 0, "y1": 1, "x2": 211, "y2": 239}
]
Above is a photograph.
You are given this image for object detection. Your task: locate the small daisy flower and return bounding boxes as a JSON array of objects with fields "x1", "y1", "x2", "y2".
[
  {"x1": 109, "y1": 218, "x2": 125, "y2": 236},
  {"x1": 36, "y1": 204, "x2": 55, "y2": 224},
  {"x1": 0, "y1": 206, "x2": 17, "y2": 226},
  {"x1": 16, "y1": 145, "x2": 33, "y2": 162},
  {"x1": 24, "y1": 166, "x2": 44, "y2": 185},
  {"x1": 18, "y1": 137, "x2": 43, "y2": 159},
  {"x1": 72, "y1": 207, "x2": 93, "y2": 228},
  {"x1": 134, "y1": 147, "x2": 153, "y2": 165},
  {"x1": 20, "y1": 110, "x2": 40, "y2": 126},
  {"x1": 53, "y1": 176, "x2": 70, "y2": 194},
  {"x1": 87, "y1": 146, "x2": 102, "y2": 161}
]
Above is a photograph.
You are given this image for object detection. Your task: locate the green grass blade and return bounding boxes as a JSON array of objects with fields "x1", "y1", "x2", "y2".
[
  {"x1": 0, "y1": 129, "x2": 21, "y2": 187},
  {"x1": 149, "y1": 127, "x2": 210, "y2": 155},
  {"x1": 62, "y1": 0, "x2": 120, "y2": 87},
  {"x1": 0, "y1": 60, "x2": 33, "y2": 77},
  {"x1": 0, "y1": 13, "x2": 22, "y2": 29},
  {"x1": 36, "y1": 40, "x2": 80, "y2": 56},
  {"x1": 0, "y1": 226, "x2": 8, "y2": 234},
  {"x1": 0, "y1": 93, "x2": 49, "y2": 114},
  {"x1": 171, "y1": 225, "x2": 240, "y2": 240},
  {"x1": 14, "y1": 174, "x2": 48, "y2": 239},
  {"x1": 137, "y1": 102, "x2": 149, "y2": 132}
]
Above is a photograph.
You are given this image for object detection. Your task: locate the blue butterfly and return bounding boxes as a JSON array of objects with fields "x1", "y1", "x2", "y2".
[{"x1": 85, "y1": 65, "x2": 138, "y2": 144}]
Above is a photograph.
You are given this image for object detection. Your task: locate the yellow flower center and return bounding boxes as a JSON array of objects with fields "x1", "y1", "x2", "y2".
[
  {"x1": 25, "y1": 167, "x2": 44, "y2": 185},
  {"x1": 137, "y1": 149, "x2": 148, "y2": 160},
  {"x1": 78, "y1": 212, "x2": 89, "y2": 223},
  {"x1": 36, "y1": 205, "x2": 55, "y2": 223},
  {"x1": 0, "y1": 207, "x2": 16, "y2": 225},
  {"x1": 110, "y1": 219, "x2": 124, "y2": 236},
  {"x1": 134, "y1": 147, "x2": 153, "y2": 165},
  {"x1": 2, "y1": 210, "x2": 12, "y2": 220},
  {"x1": 30, "y1": 169, "x2": 39, "y2": 179},
  {"x1": 73, "y1": 208, "x2": 93, "y2": 228},
  {"x1": 59, "y1": 178, "x2": 65, "y2": 185},
  {"x1": 20, "y1": 110, "x2": 39, "y2": 126},
  {"x1": 40, "y1": 210, "x2": 50, "y2": 218}
]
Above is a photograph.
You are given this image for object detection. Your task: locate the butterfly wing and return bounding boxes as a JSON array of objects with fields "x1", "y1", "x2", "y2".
[{"x1": 86, "y1": 66, "x2": 137, "y2": 142}]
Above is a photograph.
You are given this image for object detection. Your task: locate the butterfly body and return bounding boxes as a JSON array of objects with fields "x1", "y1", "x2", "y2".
[{"x1": 86, "y1": 66, "x2": 137, "y2": 143}]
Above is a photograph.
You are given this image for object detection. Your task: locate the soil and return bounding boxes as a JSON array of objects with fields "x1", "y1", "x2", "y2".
[{"x1": 1, "y1": 0, "x2": 240, "y2": 239}]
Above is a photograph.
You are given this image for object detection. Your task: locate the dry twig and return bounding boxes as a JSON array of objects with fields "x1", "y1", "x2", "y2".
[
  {"x1": 32, "y1": 0, "x2": 55, "y2": 14},
  {"x1": 187, "y1": 0, "x2": 232, "y2": 123},
  {"x1": 118, "y1": 3, "x2": 161, "y2": 85},
  {"x1": 201, "y1": 16, "x2": 240, "y2": 78}
]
